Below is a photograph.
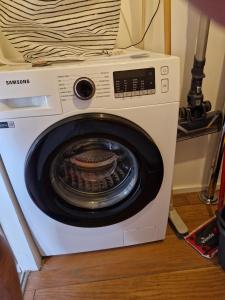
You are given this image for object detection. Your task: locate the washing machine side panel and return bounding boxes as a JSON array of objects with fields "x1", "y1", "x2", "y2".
[{"x1": 0, "y1": 103, "x2": 178, "y2": 255}]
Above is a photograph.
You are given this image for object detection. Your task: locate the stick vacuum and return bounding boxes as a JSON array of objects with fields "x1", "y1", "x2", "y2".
[{"x1": 177, "y1": 15, "x2": 223, "y2": 141}]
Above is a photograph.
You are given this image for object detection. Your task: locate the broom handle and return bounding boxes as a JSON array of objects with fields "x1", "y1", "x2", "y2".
[{"x1": 164, "y1": 0, "x2": 171, "y2": 55}]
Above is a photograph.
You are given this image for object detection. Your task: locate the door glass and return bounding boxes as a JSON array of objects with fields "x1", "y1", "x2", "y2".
[{"x1": 50, "y1": 138, "x2": 139, "y2": 209}]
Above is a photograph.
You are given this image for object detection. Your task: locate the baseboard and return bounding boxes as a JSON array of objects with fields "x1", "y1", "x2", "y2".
[{"x1": 172, "y1": 184, "x2": 220, "y2": 195}]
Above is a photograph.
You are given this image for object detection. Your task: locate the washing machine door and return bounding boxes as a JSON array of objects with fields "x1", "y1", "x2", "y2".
[{"x1": 25, "y1": 113, "x2": 164, "y2": 227}]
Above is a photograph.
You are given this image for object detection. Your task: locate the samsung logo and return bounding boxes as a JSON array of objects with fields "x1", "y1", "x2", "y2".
[{"x1": 6, "y1": 79, "x2": 30, "y2": 85}]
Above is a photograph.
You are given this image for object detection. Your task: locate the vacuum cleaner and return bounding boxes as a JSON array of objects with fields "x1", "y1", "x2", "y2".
[
  {"x1": 169, "y1": 14, "x2": 224, "y2": 236},
  {"x1": 177, "y1": 15, "x2": 223, "y2": 142}
]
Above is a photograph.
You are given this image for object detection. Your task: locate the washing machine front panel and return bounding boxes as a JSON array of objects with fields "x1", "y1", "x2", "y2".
[
  {"x1": 25, "y1": 113, "x2": 164, "y2": 227},
  {"x1": 0, "y1": 102, "x2": 178, "y2": 255}
]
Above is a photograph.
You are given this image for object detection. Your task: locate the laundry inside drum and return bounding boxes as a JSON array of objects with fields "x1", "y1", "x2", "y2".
[{"x1": 50, "y1": 138, "x2": 139, "y2": 209}]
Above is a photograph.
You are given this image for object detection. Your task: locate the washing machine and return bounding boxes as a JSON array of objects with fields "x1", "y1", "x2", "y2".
[{"x1": 0, "y1": 50, "x2": 179, "y2": 256}]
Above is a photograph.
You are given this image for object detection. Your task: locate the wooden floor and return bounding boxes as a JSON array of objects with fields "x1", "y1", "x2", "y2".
[{"x1": 24, "y1": 193, "x2": 225, "y2": 299}]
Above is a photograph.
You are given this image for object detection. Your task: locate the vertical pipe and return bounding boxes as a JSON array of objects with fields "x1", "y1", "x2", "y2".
[
  {"x1": 200, "y1": 123, "x2": 225, "y2": 204},
  {"x1": 195, "y1": 15, "x2": 210, "y2": 61},
  {"x1": 164, "y1": 0, "x2": 171, "y2": 55}
]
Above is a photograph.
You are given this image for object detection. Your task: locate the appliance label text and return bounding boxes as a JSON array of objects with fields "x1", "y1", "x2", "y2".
[
  {"x1": 6, "y1": 79, "x2": 30, "y2": 85},
  {"x1": 0, "y1": 121, "x2": 15, "y2": 129}
]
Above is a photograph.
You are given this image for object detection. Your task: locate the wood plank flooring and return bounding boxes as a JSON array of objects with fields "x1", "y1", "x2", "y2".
[{"x1": 25, "y1": 193, "x2": 225, "y2": 299}]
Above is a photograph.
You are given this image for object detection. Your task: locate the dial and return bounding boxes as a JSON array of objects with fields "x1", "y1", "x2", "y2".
[{"x1": 73, "y1": 77, "x2": 95, "y2": 100}]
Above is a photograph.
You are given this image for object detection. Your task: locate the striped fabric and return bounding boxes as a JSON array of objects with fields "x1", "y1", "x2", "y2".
[{"x1": 0, "y1": 0, "x2": 121, "y2": 63}]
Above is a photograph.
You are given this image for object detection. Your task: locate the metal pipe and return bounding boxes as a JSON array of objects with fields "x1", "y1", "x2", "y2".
[
  {"x1": 164, "y1": 0, "x2": 171, "y2": 55},
  {"x1": 200, "y1": 121, "x2": 225, "y2": 204},
  {"x1": 197, "y1": 15, "x2": 223, "y2": 204},
  {"x1": 195, "y1": 15, "x2": 210, "y2": 61}
]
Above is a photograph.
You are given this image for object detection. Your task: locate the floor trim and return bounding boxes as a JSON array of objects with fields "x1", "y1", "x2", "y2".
[{"x1": 19, "y1": 271, "x2": 30, "y2": 295}]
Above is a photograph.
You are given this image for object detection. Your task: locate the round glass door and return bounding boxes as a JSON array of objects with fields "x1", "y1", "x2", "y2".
[
  {"x1": 50, "y1": 138, "x2": 139, "y2": 209},
  {"x1": 25, "y1": 113, "x2": 163, "y2": 227}
]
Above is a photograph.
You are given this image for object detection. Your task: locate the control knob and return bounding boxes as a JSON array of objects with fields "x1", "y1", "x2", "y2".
[{"x1": 73, "y1": 77, "x2": 95, "y2": 100}]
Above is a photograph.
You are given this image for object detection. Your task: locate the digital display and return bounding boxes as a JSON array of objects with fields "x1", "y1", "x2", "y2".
[{"x1": 113, "y1": 68, "x2": 155, "y2": 98}]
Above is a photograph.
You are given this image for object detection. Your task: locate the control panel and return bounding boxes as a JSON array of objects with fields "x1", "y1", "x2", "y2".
[
  {"x1": 113, "y1": 68, "x2": 155, "y2": 98},
  {"x1": 57, "y1": 64, "x2": 172, "y2": 108},
  {"x1": 0, "y1": 52, "x2": 178, "y2": 117}
]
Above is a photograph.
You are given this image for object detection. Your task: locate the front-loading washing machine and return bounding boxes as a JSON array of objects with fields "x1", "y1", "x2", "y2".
[{"x1": 0, "y1": 50, "x2": 179, "y2": 256}]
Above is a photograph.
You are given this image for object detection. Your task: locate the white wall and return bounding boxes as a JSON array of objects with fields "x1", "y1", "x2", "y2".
[
  {"x1": 118, "y1": 0, "x2": 225, "y2": 193},
  {"x1": 116, "y1": 0, "x2": 143, "y2": 48}
]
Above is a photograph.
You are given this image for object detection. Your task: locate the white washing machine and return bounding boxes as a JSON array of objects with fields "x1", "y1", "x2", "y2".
[{"x1": 0, "y1": 50, "x2": 179, "y2": 256}]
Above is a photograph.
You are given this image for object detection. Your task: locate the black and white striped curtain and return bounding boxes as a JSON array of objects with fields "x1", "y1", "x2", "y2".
[{"x1": 0, "y1": 0, "x2": 121, "y2": 63}]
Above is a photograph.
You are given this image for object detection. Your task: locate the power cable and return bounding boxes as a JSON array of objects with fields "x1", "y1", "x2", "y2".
[{"x1": 120, "y1": 0, "x2": 161, "y2": 49}]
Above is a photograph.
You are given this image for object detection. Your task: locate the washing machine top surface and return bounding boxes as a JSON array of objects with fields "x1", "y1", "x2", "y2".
[{"x1": 0, "y1": 48, "x2": 170, "y2": 72}]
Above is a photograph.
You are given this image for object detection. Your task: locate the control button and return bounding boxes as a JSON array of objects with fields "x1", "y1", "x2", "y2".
[
  {"x1": 161, "y1": 79, "x2": 169, "y2": 93},
  {"x1": 124, "y1": 92, "x2": 132, "y2": 97},
  {"x1": 73, "y1": 77, "x2": 95, "y2": 100},
  {"x1": 115, "y1": 93, "x2": 124, "y2": 98},
  {"x1": 147, "y1": 89, "x2": 155, "y2": 95},
  {"x1": 132, "y1": 91, "x2": 140, "y2": 96},
  {"x1": 161, "y1": 66, "x2": 169, "y2": 75}
]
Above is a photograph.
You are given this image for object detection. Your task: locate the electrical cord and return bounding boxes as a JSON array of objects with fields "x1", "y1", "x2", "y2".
[{"x1": 120, "y1": 0, "x2": 161, "y2": 50}]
